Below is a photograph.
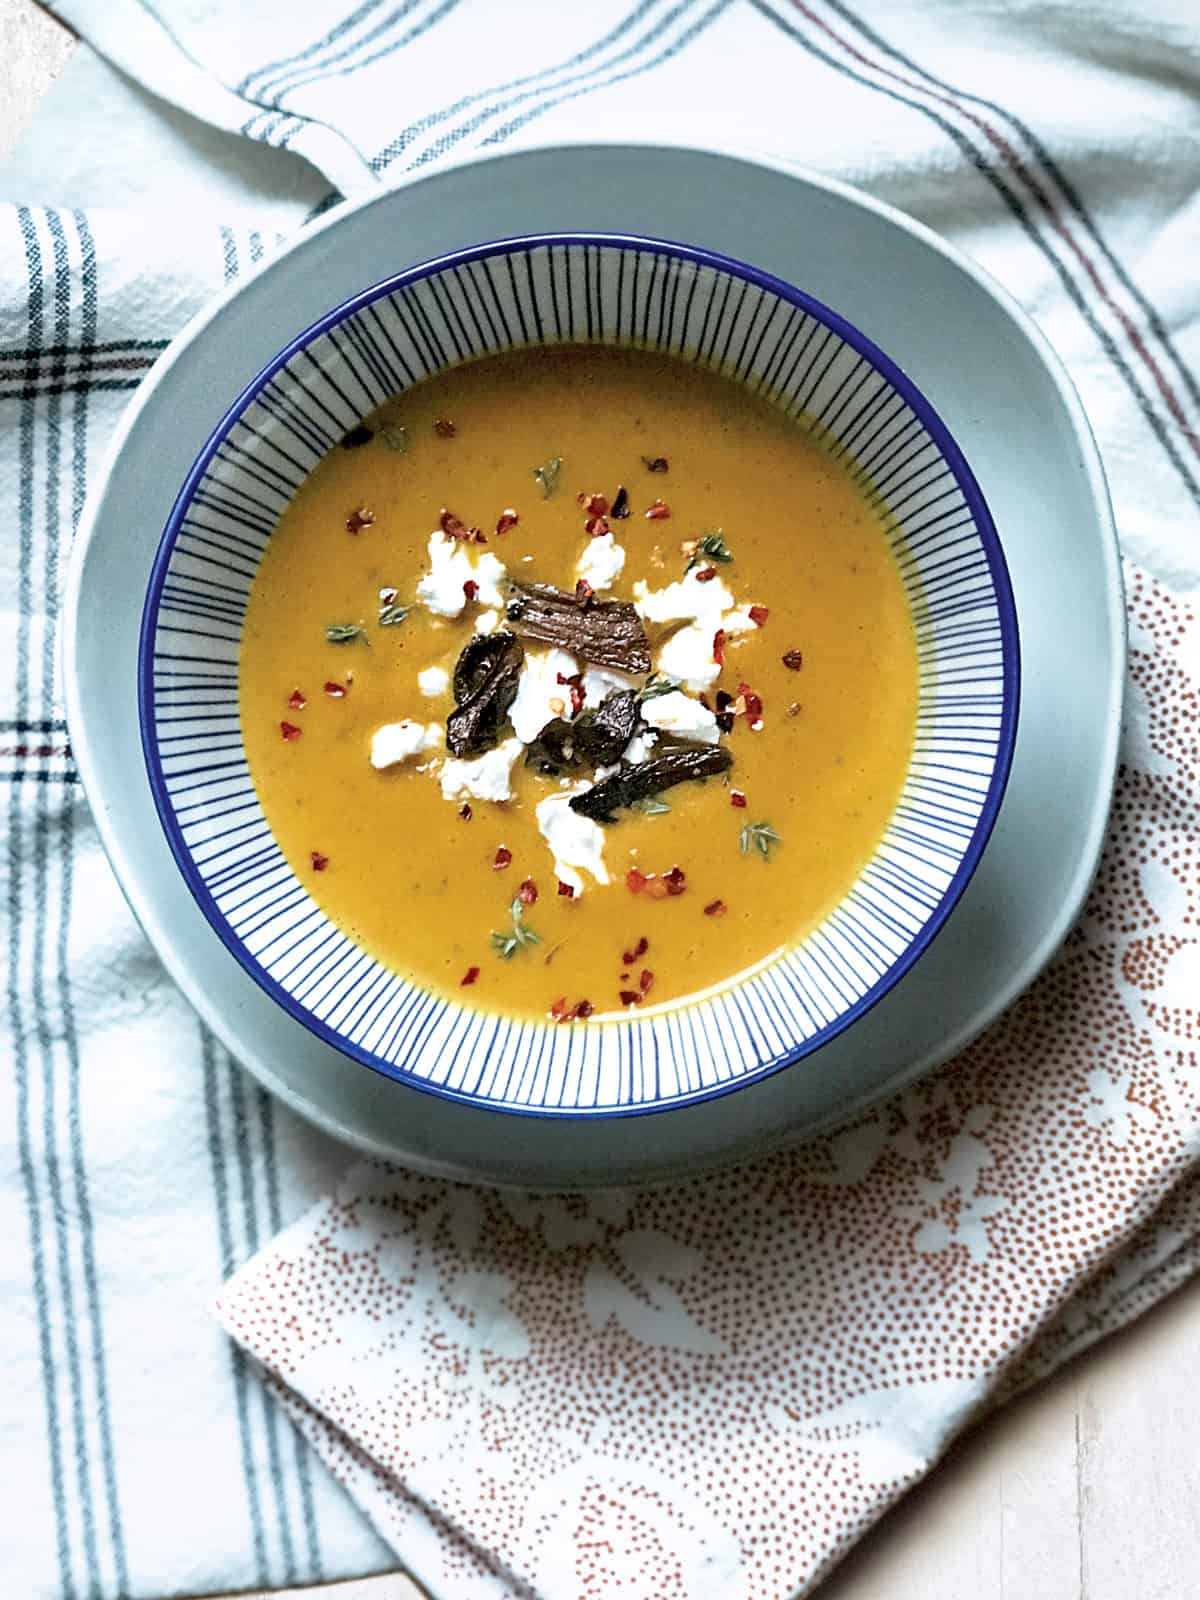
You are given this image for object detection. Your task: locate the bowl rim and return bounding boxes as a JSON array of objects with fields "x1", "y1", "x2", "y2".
[{"x1": 137, "y1": 228, "x2": 1021, "y2": 1119}]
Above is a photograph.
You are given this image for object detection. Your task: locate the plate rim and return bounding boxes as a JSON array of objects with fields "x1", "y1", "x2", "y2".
[
  {"x1": 136, "y1": 226, "x2": 1020, "y2": 1119},
  {"x1": 63, "y1": 141, "x2": 1124, "y2": 1182}
]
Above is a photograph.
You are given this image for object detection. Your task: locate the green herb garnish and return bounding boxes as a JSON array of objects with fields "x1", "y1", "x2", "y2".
[
  {"x1": 687, "y1": 529, "x2": 733, "y2": 571},
  {"x1": 630, "y1": 794, "x2": 671, "y2": 815},
  {"x1": 533, "y1": 455, "x2": 563, "y2": 498},
  {"x1": 378, "y1": 600, "x2": 409, "y2": 627},
  {"x1": 739, "y1": 820, "x2": 781, "y2": 860},
  {"x1": 325, "y1": 622, "x2": 369, "y2": 645},
  {"x1": 490, "y1": 897, "x2": 543, "y2": 959},
  {"x1": 636, "y1": 673, "x2": 680, "y2": 704}
]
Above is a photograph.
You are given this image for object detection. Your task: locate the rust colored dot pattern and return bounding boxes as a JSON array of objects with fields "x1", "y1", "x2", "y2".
[{"x1": 216, "y1": 566, "x2": 1198, "y2": 1600}]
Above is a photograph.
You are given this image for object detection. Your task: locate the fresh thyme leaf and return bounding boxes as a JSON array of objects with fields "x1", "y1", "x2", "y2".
[
  {"x1": 636, "y1": 673, "x2": 681, "y2": 704},
  {"x1": 533, "y1": 455, "x2": 563, "y2": 498},
  {"x1": 630, "y1": 794, "x2": 671, "y2": 815},
  {"x1": 378, "y1": 600, "x2": 409, "y2": 627},
  {"x1": 380, "y1": 422, "x2": 407, "y2": 453},
  {"x1": 490, "y1": 896, "x2": 542, "y2": 959},
  {"x1": 325, "y1": 622, "x2": 369, "y2": 644},
  {"x1": 686, "y1": 529, "x2": 733, "y2": 571},
  {"x1": 739, "y1": 820, "x2": 781, "y2": 860}
]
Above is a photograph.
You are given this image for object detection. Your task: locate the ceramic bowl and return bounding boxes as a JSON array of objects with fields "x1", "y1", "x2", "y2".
[{"x1": 138, "y1": 232, "x2": 1018, "y2": 1117}]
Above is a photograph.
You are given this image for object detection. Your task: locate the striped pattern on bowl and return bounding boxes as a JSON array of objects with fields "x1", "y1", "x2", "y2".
[{"x1": 139, "y1": 235, "x2": 1018, "y2": 1117}]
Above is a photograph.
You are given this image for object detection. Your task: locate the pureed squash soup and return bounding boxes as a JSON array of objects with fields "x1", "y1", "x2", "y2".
[{"x1": 239, "y1": 345, "x2": 918, "y2": 1023}]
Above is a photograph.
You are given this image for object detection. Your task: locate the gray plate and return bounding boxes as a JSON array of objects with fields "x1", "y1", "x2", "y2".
[{"x1": 64, "y1": 143, "x2": 1124, "y2": 1189}]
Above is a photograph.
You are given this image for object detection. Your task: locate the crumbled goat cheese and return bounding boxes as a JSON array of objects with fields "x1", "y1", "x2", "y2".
[
  {"x1": 438, "y1": 738, "x2": 523, "y2": 803},
  {"x1": 633, "y1": 567, "x2": 737, "y2": 625},
  {"x1": 369, "y1": 720, "x2": 443, "y2": 769},
  {"x1": 623, "y1": 729, "x2": 658, "y2": 765},
  {"x1": 508, "y1": 647, "x2": 580, "y2": 743},
  {"x1": 417, "y1": 665, "x2": 449, "y2": 698},
  {"x1": 535, "y1": 786, "x2": 610, "y2": 896},
  {"x1": 656, "y1": 623, "x2": 723, "y2": 692},
  {"x1": 474, "y1": 608, "x2": 500, "y2": 635},
  {"x1": 575, "y1": 532, "x2": 626, "y2": 592},
  {"x1": 415, "y1": 531, "x2": 507, "y2": 617},
  {"x1": 640, "y1": 689, "x2": 720, "y2": 745}
]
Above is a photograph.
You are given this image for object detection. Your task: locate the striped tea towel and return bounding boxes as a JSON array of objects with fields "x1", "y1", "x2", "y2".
[{"x1": 4, "y1": 0, "x2": 1200, "y2": 1595}]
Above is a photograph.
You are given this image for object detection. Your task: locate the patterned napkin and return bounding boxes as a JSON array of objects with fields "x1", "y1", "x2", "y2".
[{"x1": 3, "y1": 1, "x2": 1199, "y2": 1596}]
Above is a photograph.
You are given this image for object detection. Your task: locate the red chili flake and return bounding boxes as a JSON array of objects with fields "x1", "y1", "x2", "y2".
[
  {"x1": 715, "y1": 691, "x2": 734, "y2": 712},
  {"x1": 738, "y1": 682, "x2": 764, "y2": 723},
  {"x1": 712, "y1": 628, "x2": 726, "y2": 667},
  {"x1": 639, "y1": 968, "x2": 654, "y2": 995},
  {"x1": 730, "y1": 790, "x2": 747, "y2": 809},
  {"x1": 310, "y1": 850, "x2": 329, "y2": 872},
  {"x1": 573, "y1": 998, "x2": 594, "y2": 1020},
  {"x1": 662, "y1": 865, "x2": 687, "y2": 896},
  {"x1": 626, "y1": 867, "x2": 648, "y2": 895},
  {"x1": 622, "y1": 934, "x2": 649, "y2": 964},
  {"x1": 323, "y1": 680, "x2": 347, "y2": 698},
  {"x1": 440, "y1": 507, "x2": 468, "y2": 539},
  {"x1": 716, "y1": 712, "x2": 735, "y2": 734},
  {"x1": 461, "y1": 966, "x2": 480, "y2": 986},
  {"x1": 557, "y1": 880, "x2": 576, "y2": 898},
  {"x1": 611, "y1": 485, "x2": 630, "y2": 519},
  {"x1": 462, "y1": 579, "x2": 479, "y2": 602},
  {"x1": 704, "y1": 899, "x2": 727, "y2": 917},
  {"x1": 459, "y1": 803, "x2": 473, "y2": 821},
  {"x1": 549, "y1": 996, "x2": 568, "y2": 1021},
  {"x1": 575, "y1": 578, "x2": 594, "y2": 605},
  {"x1": 782, "y1": 649, "x2": 804, "y2": 670},
  {"x1": 694, "y1": 566, "x2": 718, "y2": 583},
  {"x1": 643, "y1": 456, "x2": 669, "y2": 473},
  {"x1": 585, "y1": 515, "x2": 611, "y2": 538},
  {"x1": 556, "y1": 670, "x2": 585, "y2": 716},
  {"x1": 788, "y1": 701, "x2": 802, "y2": 717},
  {"x1": 749, "y1": 604, "x2": 770, "y2": 626},
  {"x1": 578, "y1": 492, "x2": 609, "y2": 516},
  {"x1": 644, "y1": 877, "x2": 670, "y2": 901},
  {"x1": 518, "y1": 877, "x2": 538, "y2": 906},
  {"x1": 619, "y1": 990, "x2": 642, "y2": 1007},
  {"x1": 495, "y1": 508, "x2": 519, "y2": 536},
  {"x1": 645, "y1": 499, "x2": 671, "y2": 520},
  {"x1": 345, "y1": 505, "x2": 375, "y2": 534},
  {"x1": 434, "y1": 417, "x2": 457, "y2": 438},
  {"x1": 280, "y1": 721, "x2": 302, "y2": 742},
  {"x1": 470, "y1": 526, "x2": 487, "y2": 544},
  {"x1": 287, "y1": 688, "x2": 307, "y2": 710},
  {"x1": 493, "y1": 846, "x2": 513, "y2": 870}
]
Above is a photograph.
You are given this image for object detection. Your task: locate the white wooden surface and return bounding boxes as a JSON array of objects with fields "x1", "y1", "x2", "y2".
[{"x1": 6, "y1": 7, "x2": 1200, "y2": 1597}]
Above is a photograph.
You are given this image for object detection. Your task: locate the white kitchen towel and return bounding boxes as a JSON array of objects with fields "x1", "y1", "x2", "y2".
[{"x1": 2, "y1": 1, "x2": 1198, "y2": 1597}]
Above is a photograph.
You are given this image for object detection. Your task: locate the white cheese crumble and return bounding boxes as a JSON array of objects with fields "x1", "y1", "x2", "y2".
[
  {"x1": 581, "y1": 664, "x2": 642, "y2": 709},
  {"x1": 656, "y1": 623, "x2": 722, "y2": 692},
  {"x1": 633, "y1": 567, "x2": 736, "y2": 625},
  {"x1": 640, "y1": 689, "x2": 720, "y2": 745},
  {"x1": 535, "y1": 786, "x2": 610, "y2": 896},
  {"x1": 438, "y1": 737, "x2": 523, "y2": 804},
  {"x1": 369, "y1": 720, "x2": 443, "y2": 770},
  {"x1": 575, "y1": 532, "x2": 626, "y2": 592},
  {"x1": 417, "y1": 665, "x2": 449, "y2": 698},
  {"x1": 624, "y1": 729, "x2": 658, "y2": 765},
  {"x1": 508, "y1": 647, "x2": 579, "y2": 744},
  {"x1": 474, "y1": 608, "x2": 500, "y2": 635},
  {"x1": 415, "y1": 531, "x2": 507, "y2": 618}
]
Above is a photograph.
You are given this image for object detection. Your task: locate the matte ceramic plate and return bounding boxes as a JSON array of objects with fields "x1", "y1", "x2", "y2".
[
  {"x1": 139, "y1": 232, "x2": 1016, "y2": 1117},
  {"x1": 65, "y1": 143, "x2": 1122, "y2": 1187}
]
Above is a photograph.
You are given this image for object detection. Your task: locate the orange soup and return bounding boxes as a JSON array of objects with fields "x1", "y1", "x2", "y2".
[{"x1": 239, "y1": 346, "x2": 918, "y2": 1021}]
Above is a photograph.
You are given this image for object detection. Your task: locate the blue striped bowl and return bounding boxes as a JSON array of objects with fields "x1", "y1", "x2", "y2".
[{"x1": 139, "y1": 234, "x2": 1018, "y2": 1119}]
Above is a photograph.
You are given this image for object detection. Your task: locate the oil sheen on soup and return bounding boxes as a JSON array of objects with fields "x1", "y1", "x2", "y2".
[{"x1": 239, "y1": 346, "x2": 919, "y2": 1023}]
